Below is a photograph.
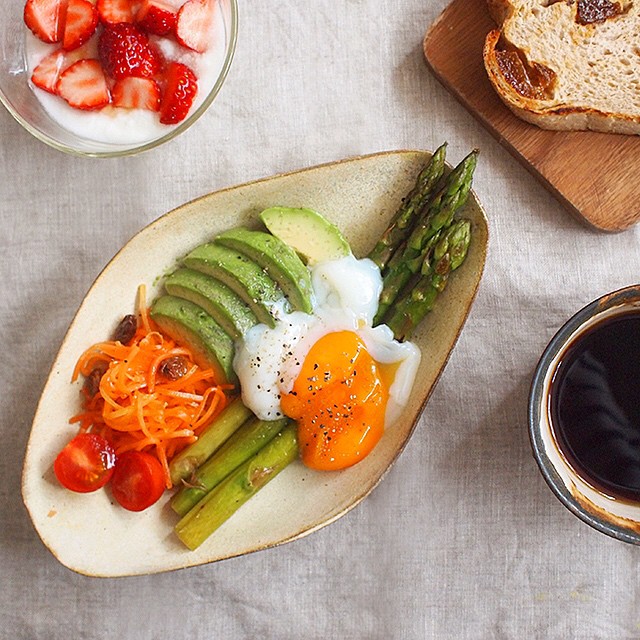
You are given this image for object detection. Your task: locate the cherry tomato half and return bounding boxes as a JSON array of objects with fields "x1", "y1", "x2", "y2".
[
  {"x1": 110, "y1": 451, "x2": 165, "y2": 512},
  {"x1": 53, "y1": 433, "x2": 116, "y2": 493}
]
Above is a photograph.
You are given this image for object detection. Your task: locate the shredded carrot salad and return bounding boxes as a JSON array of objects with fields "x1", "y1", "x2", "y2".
[{"x1": 70, "y1": 286, "x2": 233, "y2": 488}]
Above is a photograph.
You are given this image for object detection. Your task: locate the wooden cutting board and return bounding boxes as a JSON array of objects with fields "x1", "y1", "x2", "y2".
[{"x1": 423, "y1": 0, "x2": 640, "y2": 232}]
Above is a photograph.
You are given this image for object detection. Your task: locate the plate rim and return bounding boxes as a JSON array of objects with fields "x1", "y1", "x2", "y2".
[{"x1": 22, "y1": 149, "x2": 489, "y2": 576}]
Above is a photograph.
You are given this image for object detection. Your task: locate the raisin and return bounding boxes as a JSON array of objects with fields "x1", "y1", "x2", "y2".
[
  {"x1": 495, "y1": 48, "x2": 556, "y2": 100},
  {"x1": 576, "y1": 0, "x2": 622, "y2": 24},
  {"x1": 159, "y1": 356, "x2": 189, "y2": 381},
  {"x1": 113, "y1": 314, "x2": 137, "y2": 344},
  {"x1": 83, "y1": 362, "x2": 108, "y2": 398}
]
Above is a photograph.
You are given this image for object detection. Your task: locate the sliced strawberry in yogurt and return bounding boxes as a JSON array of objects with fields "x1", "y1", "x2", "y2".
[
  {"x1": 176, "y1": 0, "x2": 215, "y2": 53},
  {"x1": 159, "y1": 61, "x2": 198, "y2": 124},
  {"x1": 96, "y1": 0, "x2": 139, "y2": 25},
  {"x1": 23, "y1": 0, "x2": 225, "y2": 138},
  {"x1": 31, "y1": 49, "x2": 68, "y2": 93},
  {"x1": 112, "y1": 76, "x2": 161, "y2": 110},
  {"x1": 63, "y1": 0, "x2": 98, "y2": 51},
  {"x1": 137, "y1": 0, "x2": 177, "y2": 36},
  {"x1": 98, "y1": 23, "x2": 163, "y2": 79},
  {"x1": 24, "y1": 0, "x2": 68, "y2": 44},
  {"x1": 56, "y1": 59, "x2": 111, "y2": 110}
]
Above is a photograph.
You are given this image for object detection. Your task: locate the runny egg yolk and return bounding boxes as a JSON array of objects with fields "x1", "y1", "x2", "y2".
[{"x1": 280, "y1": 330, "x2": 388, "y2": 471}]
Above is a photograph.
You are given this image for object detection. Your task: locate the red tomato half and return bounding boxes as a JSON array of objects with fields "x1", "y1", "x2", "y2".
[
  {"x1": 54, "y1": 433, "x2": 116, "y2": 493},
  {"x1": 110, "y1": 451, "x2": 165, "y2": 512}
]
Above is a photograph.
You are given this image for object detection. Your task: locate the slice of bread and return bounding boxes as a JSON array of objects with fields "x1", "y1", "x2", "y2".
[{"x1": 483, "y1": 0, "x2": 640, "y2": 134}]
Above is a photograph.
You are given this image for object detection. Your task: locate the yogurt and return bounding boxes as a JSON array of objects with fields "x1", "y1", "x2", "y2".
[{"x1": 24, "y1": 0, "x2": 228, "y2": 145}]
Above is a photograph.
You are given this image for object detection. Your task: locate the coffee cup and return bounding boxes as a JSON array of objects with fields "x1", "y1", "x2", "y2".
[{"x1": 529, "y1": 285, "x2": 640, "y2": 544}]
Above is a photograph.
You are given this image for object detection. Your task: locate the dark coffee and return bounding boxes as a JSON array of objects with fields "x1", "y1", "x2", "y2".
[{"x1": 549, "y1": 311, "x2": 640, "y2": 501}]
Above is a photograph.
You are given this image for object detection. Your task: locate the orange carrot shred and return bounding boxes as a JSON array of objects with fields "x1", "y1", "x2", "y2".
[{"x1": 69, "y1": 286, "x2": 232, "y2": 489}]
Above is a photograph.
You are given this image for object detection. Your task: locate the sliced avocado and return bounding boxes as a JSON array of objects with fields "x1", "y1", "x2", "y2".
[
  {"x1": 183, "y1": 243, "x2": 287, "y2": 327},
  {"x1": 164, "y1": 268, "x2": 258, "y2": 340},
  {"x1": 215, "y1": 227, "x2": 313, "y2": 314},
  {"x1": 150, "y1": 295, "x2": 237, "y2": 385},
  {"x1": 259, "y1": 206, "x2": 351, "y2": 265}
]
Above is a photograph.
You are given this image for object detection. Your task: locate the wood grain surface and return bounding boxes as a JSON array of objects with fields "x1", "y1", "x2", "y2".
[{"x1": 423, "y1": 0, "x2": 640, "y2": 232}]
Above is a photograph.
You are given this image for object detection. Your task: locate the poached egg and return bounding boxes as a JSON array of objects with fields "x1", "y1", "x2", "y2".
[{"x1": 233, "y1": 253, "x2": 421, "y2": 470}]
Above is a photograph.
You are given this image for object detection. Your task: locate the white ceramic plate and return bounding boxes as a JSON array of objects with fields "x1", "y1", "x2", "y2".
[{"x1": 22, "y1": 150, "x2": 488, "y2": 576}]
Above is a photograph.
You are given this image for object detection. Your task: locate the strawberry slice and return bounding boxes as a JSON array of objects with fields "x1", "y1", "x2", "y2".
[
  {"x1": 98, "y1": 23, "x2": 163, "y2": 79},
  {"x1": 112, "y1": 77, "x2": 160, "y2": 110},
  {"x1": 159, "y1": 61, "x2": 197, "y2": 124},
  {"x1": 63, "y1": 0, "x2": 98, "y2": 50},
  {"x1": 96, "y1": 0, "x2": 138, "y2": 25},
  {"x1": 31, "y1": 49, "x2": 69, "y2": 93},
  {"x1": 56, "y1": 59, "x2": 111, "y2": 110},
  {"x1": 136, "y1": 0, "x2": 177, "y2": 36},
  {"x1": 175, "y1": 0, "x2": 214, "y2": 53},
  {"x1": 24, "y1": 0, "x2": 68, "y2": 44}
]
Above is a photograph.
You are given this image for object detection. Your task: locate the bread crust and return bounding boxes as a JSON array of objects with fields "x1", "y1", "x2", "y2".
[{"x1": 483, "y1": 0, "x2": 640, "y2": 135}]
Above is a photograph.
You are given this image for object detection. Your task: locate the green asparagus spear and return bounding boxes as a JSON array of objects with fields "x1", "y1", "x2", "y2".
[
  {"x1": 384, "y1": 219, "x2": 472, "y2": 341},
  {"x1": 374, "y1": 149, "x2": 478, "y2": 324},
  {"x1": 171, "y1": 416, "x2": 289, "y2": 516},
  {"x1": 367, "y1": 143, "x2": 447, "y2": 271},
  {"x1": 169, "y1": 397, "x2": 253, "y2": 486},
  {"x1": 175, "y1": 422, "x2": 299, "y2": 550},
  {"x1": 168, "y1": 148, "x2": 479, "y2": 550}
]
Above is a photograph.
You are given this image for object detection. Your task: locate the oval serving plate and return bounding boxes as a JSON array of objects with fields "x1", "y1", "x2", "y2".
[{"x1": 22, "y1": 150, "x2": 488, "y2": 577}]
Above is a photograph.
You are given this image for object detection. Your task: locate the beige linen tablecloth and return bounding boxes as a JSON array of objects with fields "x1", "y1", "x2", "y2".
[{"x1": 3, "y1": 1, "x2": 640, "y2": 637}]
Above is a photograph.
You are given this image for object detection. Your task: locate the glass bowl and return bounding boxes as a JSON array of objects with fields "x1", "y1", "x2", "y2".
[{"x1": 0, "y1": 0, "x2": 237, "y2": 157}]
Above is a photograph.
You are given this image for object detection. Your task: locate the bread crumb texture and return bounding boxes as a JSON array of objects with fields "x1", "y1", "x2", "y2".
[{"x1": 484, "y1": 0, "x2": 640, "y2": 133}]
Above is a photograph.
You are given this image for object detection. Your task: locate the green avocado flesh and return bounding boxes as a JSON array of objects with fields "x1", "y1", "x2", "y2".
[
  {"x1": 183, "y1": 243, "x2": 287, "y2": 328},
  {"x1": 215, "y1": 228, "x2": 313, "y2": 314},
  {"x1": 150, "y1": 295, "x2": 237, "y2": 385},
  {"x1": 164, "y1": 268, "x2": 258, "y2": 340},
  {"x1": 259, "y1": 206, "x2": 351, "y2": 265}
]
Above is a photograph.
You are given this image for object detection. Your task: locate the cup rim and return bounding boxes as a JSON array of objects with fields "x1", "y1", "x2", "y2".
[
  {"x1": 0, "y1": 0, "x2": 238, "y2": 158},
  {"x1": 528, "y1": 284, "x2": 640, "y2": 545}
]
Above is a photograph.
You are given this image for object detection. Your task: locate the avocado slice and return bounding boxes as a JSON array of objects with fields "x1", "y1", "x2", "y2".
[
  {"x1": 183, "y1": 243, "x2": 287, "y2": 327},
  {"x1": 164, "y1": 268, "x2": 258, "y2": 340},
  {"x1": 215, "y1": 228, "x2": 313, "y2": 314},
  {"x1": 259, "y1": 207, "x2": 351, "y2": 265},
  {"x1": 150, "y1": 295, "x2": 237, "y2": 385}
]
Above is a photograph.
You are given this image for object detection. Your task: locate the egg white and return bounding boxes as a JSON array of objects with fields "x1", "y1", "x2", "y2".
[{"x1": 233, "y1": 254, "x2": 421, "y2": 424}]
